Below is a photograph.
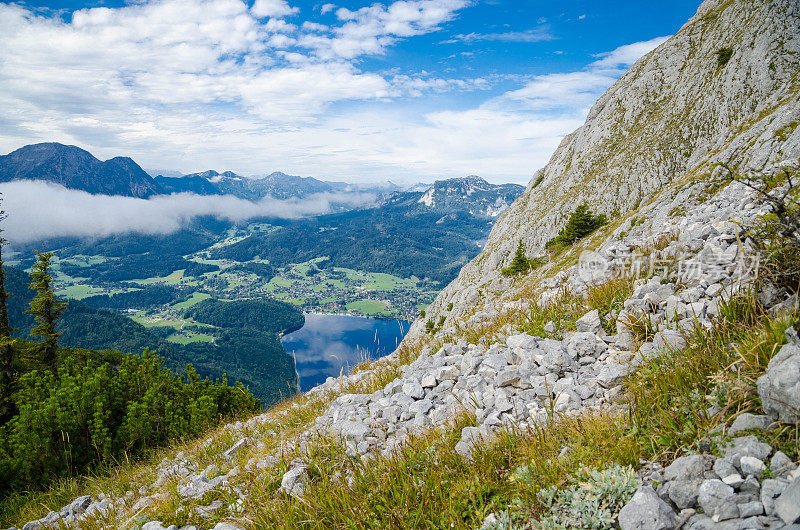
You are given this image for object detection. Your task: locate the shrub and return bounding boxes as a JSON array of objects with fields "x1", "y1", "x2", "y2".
[
  {"x1": 545, "y1": 204, "x2": 608, "y2": 251},
  {"x1": 726, "y1": 164, "x2": 800, "y2": 291},
  {"x1": 716, "y1": 47, "x2": 733, "y2": 66},
  {"x1": 0, "y1": 344, "x2": 259, "y2": 493},
  {"x1": 530, "y1": 464, "x2": 640, "y2": 529},
  {"x1": 533, "y1": 174, "x2": 545, "y2": 188}
]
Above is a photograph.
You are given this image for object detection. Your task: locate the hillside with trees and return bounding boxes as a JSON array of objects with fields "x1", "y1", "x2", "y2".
[
  {"x1": 0, "y1": 252, "x2": 261, "y2": 495},
  {"x1": 3, "y1": 266, "x2": 300, "y2": 406}
]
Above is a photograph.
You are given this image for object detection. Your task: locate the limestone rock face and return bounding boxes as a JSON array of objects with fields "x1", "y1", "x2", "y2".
[{"x1": 404, "y1": 0, "x2": 800, "y2": 346}]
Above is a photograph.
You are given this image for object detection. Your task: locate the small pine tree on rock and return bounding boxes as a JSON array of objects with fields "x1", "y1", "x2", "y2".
[
  {"x1": 546, "y1": 204, "x2": 608, "y2": 251},
  {"x1": 502, "y1": 241, "x2": 545, "y2": 277},
  {"x1": 27, "y1": 251, "x2": 67, "y2": 370}
]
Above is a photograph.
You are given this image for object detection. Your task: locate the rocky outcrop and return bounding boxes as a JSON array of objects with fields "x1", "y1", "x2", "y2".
[
  {"x1": 407, "y1": 0, "x2": 800, "y2": 348},
  {"x1": 620, "y1": 436, "x2": 800, "y2": 528},
  {"x1": 757, "y1": 341, "x2": 800, "y2": 423},
  {"x1": 16, "y1": 171, "x2": 799, "y2": 530}
]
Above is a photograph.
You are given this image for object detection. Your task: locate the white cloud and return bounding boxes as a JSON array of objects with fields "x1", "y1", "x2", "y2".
[
  {"x1": 0, "y1": 0, "x2": 672, "y2": 185},
  {"x1": 251, "y1": 0, "x2": 300, "y2": 18},
  {"x1": 444, "y1": 27, "x2": 554, "y2": 44},
  {"x1": 590, "y1": 36, "x2": 669, "y2": 69},
  {"x1": 302, "y1": 0, "x2": 470, "y2": 59},
  {"x1": 0, "y1": 181, "x2": 376, "y2": 243},
  {"x1": 498, "y1": 35, "x2": 669, "y2": 113}
]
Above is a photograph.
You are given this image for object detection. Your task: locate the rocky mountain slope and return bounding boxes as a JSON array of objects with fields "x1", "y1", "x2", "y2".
[
  {"x1": 412, "y1": 176, "x2": 523, "y2": 218},
  {"x1": 12, "y1": 162, "x2": 800, "y2": 530},
  {"x1": 406, "y1": 0, "x2": 800, "y2": 345},
  {"x1": 5, "y1": 0, "x2": 800, "y2": 529},
  {"x1": 0, "y1": 143, "x2": 162, "y2": 198}
]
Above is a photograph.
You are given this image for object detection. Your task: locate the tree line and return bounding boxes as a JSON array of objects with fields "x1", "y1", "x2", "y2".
[{"x1": 0, "y1": 208, "x2": 260, "y2": 495}]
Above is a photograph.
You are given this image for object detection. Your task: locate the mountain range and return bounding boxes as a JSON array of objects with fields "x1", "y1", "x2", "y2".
[
  {"x1": 154, "y1": 169, "x2": 400, "y2": 201},
  {"x1": 7, "y1": 1, "x2": 800, "y2": 528},
  {"x1": 0, "y1": 142, "x2": 401, "y2": 201}
]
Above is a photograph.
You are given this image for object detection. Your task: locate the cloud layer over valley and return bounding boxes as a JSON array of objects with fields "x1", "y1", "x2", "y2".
[{"x1": 0, "y1": 180, "x2": 375, "y2": 244}]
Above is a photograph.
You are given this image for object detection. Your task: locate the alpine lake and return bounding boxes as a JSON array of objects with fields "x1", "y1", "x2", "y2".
[{"x1": 281, "y1": 313, "x2": 411, "y2": 391}]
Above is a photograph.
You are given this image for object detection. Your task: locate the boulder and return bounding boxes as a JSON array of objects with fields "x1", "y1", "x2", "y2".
[
  {"x1": 697, "y1": 479, "x2": 738, "y2": 521},
  {"x1": 729, "y1": 413, "x2": 772, "y2": 434},
  {"x1": 653, "y1": 330, "x2": 686, "y2": 352},
  {"x1": 576, "y1": 309, "x2": 603, "y2": 334},
  {"x1": 402, "y1": 381, "x2": 425, "y2": 400},
  {"x1": 337, "y1": 419, "x2": 371, "y2": 441},
  {"x1": 223, "y1": 438, "x2": 248, "y2": 460},
  {"x1": 771, "y1": 451, "x2": 797, "y2": 478},
  {"x1": 280, "y1": 464, "x2": 308, "y2": 499},
  {"x1": 141, "y1": 522, "x2": 170, "y2": 530},
  {"x1": 566, "y1": 332, "x2": 602, "y2": 358},
  {"x1": 454, "y1": 426, "x2": 481, "y2": 459},
  {"x1": 596, "y1": 363, "x2": 629, "y2": 388},
  {"x1": 757, "y1": 344, "x2": 800, "y2": 423},
  {"x1": 722, "y1": 435, "x2": 772, "y2": 466},
  {"x1": 506, "y1": 333, "x2": 538, "y2": 350},
  {"x1": 618, "y1": 486, "x2": 678, "y2": 530},
  {"x1": 776, "y1": 477, "x2": 800, "y2": 524}
]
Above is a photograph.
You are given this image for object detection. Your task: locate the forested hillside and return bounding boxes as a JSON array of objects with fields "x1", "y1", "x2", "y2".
[
  {"x1": 4, "y1": 267, "x2": 300, "y2": 406},
  {"x1": 212, "y1": 193, "x2": 496, "y2": 285},
  {"x1": 185, "y1": 299, "x2": 304, "y2": 334},
  {"x1": 0, "y1": 258, "x2": 261, "y2": 497}
]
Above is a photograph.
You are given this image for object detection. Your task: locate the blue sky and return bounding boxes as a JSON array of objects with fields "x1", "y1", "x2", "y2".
[{"x1": 0, "y1": 0, "x2": 700, "y2": 183}]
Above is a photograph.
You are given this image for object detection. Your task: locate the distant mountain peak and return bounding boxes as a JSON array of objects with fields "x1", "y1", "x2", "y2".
[
  {"x1": 415, "y1": 175, "x2": 524, "y2": 216},
  {"x1": 0, "y1": 142, "x2": 161, "y2": 198}
]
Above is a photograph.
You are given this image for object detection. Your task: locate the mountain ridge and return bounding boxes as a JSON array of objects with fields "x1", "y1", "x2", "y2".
[
  {"x1": 405, "y1": 0, "x2": 800, "y2": 345},
  {"x1": 0, "y1": 142, "x2": 162, "y2": 198}
]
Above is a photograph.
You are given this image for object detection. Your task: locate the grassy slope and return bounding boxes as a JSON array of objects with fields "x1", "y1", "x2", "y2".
[{"x1": 3, "y1": 218, "x2": 798, "y2": 528}]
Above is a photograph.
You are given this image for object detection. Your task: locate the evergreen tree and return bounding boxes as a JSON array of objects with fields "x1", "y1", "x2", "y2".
[
  {"x1": 0, "y1": 203, "x2": 13, "y2": 422},
  {"x1": 501, "y1": 241, "x2": 545, "y2": 277},
  {"x1": 26, "y1": 251, "x2": 66, "y2": 369},
  {"x1": 0, "y1": 204, "x2": 10, "y2": 338},
  {"x1": 545, "y1": 204, "x2": 608, "y2": 250}
]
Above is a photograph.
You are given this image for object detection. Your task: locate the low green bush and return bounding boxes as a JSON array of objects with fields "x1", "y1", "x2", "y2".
[{"x1": 716, "y1": 47, "x2": 733, "y2": 66}]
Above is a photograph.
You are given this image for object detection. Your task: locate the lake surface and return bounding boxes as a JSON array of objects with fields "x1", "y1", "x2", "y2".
[{"x1": 281, "y1": 313, "x2": 411, "y2": 391}]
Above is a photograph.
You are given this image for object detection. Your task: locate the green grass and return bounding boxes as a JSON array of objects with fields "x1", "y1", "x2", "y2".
[
  {"x1": 346, "y1": 299, "x2": 390, "y2": 315},
  {"x1": 54, "y1": 284, "x2": 106, "y2": 300},
  {"x1": 269, "y1": 277, "x2": 292, "y2": 288},
  {"x1": 171, "y1": 292, "x2": 211, "y2": 310},
  {"x1": 133, "y1": 270, "x2": 185, "y2": 285},
  {"x1": 627, "y1": 290, "x2": 798, "y2": 457},
  {"x1": 362, "y1": 272, "x2": 416, "y2": 291},
  {"x1": 166, "y1": 331, "x2": 216, "y2": 344}
]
